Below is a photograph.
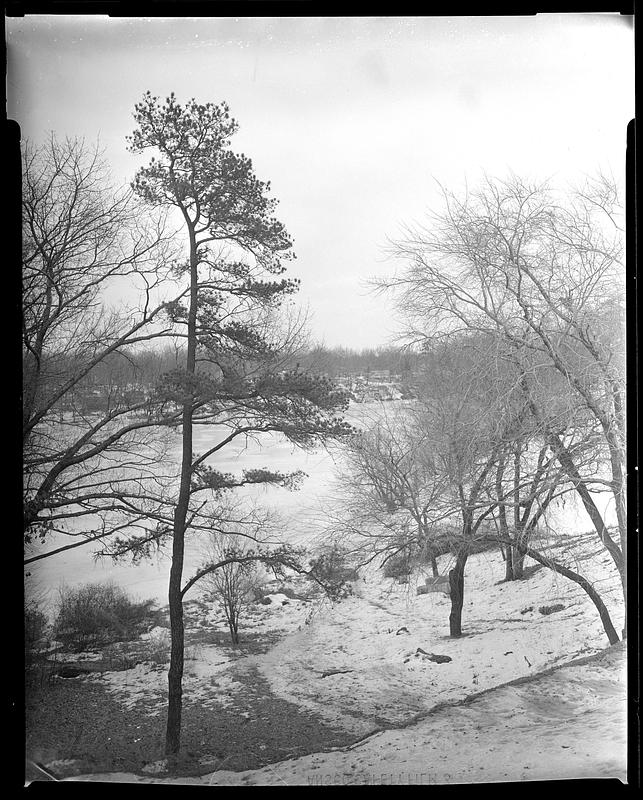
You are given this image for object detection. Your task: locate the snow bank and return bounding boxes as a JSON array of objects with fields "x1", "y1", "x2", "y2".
[
  {"x1": 66, "y1": 533, "x2": 626, "y2": 785},
  {"x1": 69, "y1": 645, "x2": 627, "y2": 785},
  {"x1": 86, "y1": 643, "x2": 242, "y2": 715},
  {"x1": 247, "y1": 546, "x2": 623, "y2": 734}
]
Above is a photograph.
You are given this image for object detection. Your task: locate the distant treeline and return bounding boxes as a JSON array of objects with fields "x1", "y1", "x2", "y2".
[
  {"x1": 36, "y1": 343, "x2": 421, "y2": 396},
  {"x1": 280, "y1": 345, "x2": 419, "y2": 378}
]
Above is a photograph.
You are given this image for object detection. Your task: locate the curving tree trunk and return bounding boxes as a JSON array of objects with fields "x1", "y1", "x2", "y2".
[{"x1": 489, "y1": 535, "x2": 620, "y2": 646}]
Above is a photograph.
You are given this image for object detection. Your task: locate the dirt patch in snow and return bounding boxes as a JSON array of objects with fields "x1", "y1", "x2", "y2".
[
  {"x1": 26, "y1": 659, "x2": 356, "y2": 780},
  {"x1": 27, "y1": 536, "x2": 626, "y2": 785},
  {"x1": 64, "y1": 643, "x2": 628, "y2": 785},
  {"x1": 245, "y1": 546, "x2": 624, "y2": 735}
]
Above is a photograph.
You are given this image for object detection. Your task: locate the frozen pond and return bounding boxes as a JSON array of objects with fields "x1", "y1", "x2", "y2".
[
  {"x1": 26, "y1": 404, "x2": 368, "y2": 615},
  {"x1": 27, "y1": 434, "x2": 344, "y2": 615},
  {"x1": 25, "y1": 402, "x2": 618, "y2": 618}
]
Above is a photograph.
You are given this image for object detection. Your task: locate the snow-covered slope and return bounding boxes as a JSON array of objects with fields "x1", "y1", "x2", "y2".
[{"x1": 66, "y1": 531, "x2": 626, "y2": 784}]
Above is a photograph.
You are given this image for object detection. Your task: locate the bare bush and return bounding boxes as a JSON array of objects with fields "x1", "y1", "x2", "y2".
[
  {"x1": 202, "y1": 537, "x2": 260, "y2": 645},
  {"x1": 25, "y1": 599, "x2": 49, "y2": 682},
  {"x1": 54, "y1": 582, "x2": 156, "y2": 651},
  {"x1": 382, "y1": 551, "x2": 412, "y2": 579},
  {"x1": 308, "y1": 544, "x2": 358, "y2": 597}
]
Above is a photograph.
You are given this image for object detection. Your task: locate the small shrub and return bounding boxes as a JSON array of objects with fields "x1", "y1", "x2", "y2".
[
  {"x1": 415, "y1": 526, "x2": 498, "y2": 560},
  {"x1": 416, "y1": 538, "x2": 451, "y2": 562},
  {"x1": 382, "y1": 552, "x2": 412, "y2": 579},
  {"x1": 25, "y1": 601, "x2": 48, "y2": 652},
  {"x1": 308, "y1": 545, "x2": 358, "y2": 598},
  {"x1": 465, "y1": 534, "x2": 499, "y2": 555},
  {"x1": 54, "y1": 582, "x2": 156, "y2": 651},
  {"x1": 144, "y1": 629, "x2": 171, "y2": 666},
  {"x1": 274, "y1": 584, "x2": 303, "y2": 600},
  {"x1": 101, "y1": 643, "x2": 140, "y2": 671},
  {"x1": 25, "y1": 599, "x2": 49, "y2": 681},
  {"x1": 252, "y1": 584, "x2": 269, "y2": 602},
  {"x1": 204, "y1": 550, "x2": 259, "y2": 646},
  {"x1": 253, "y1": 582, "x2": 310, "y2": 602},
  {"x1": 538, "y1": 603, "x2": 565, "y2": 616}
]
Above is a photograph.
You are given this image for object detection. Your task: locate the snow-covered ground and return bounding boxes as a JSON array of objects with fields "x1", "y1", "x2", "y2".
[
  {"x1": 26, "y1": 400, "x2": 617, "y2": 621},
  {"x1": 89, "y1": 642, "x2": 244, "y2": 717},
  {"x1": 26, "y1": 401, "x2": 626, "y2": 785},
  {"x1": 26, "y1": 419, "x2": 347, "y2": 618},
  {"x1": 73, "y1": 644, "x2": 627, "y2": 785},
  {"x1": 244, "y1": 544, "x2": 624, "y2": 736},
  {"x1": 62, "y1": 531, "x2": 626, "y2": 784}
]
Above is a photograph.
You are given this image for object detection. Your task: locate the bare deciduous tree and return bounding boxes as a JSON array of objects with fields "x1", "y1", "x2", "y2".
[
  {"x1": 380, "y1": 173, "x2": 627, "y2": 633},
  {"x1": 22, "y1": 135, "x2": 181, "y2": 563},
  {"x1": 201, "y1": 534, "x2": 260, "y2": 645},
  {"x1": 330, "y1": 408, "x2": 448, "y2": 577},
  {"x1": 335, "y1": 333, "x2": 622, "y2": 644}
]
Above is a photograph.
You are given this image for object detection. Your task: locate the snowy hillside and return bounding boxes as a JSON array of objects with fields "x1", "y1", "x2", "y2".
[{"x1": 43, "y1": 529, "x2": 627, "y2": 785}]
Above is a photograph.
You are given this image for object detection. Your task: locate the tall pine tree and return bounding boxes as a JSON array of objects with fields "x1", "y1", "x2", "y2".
[{"x1": 128, "y1": 93, "x2": 351, "y2": 754}]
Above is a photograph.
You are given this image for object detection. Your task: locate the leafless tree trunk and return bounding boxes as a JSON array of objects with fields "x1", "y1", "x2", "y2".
[
  {"x1": 380, "y1": 172, "x2": 627, "y2": 626},
  {"x1": 448, "y1": 545, "x2": 468, "y2": 638},
  {"x1": 22, "y1": 135, "x2": 178, "y2": 560}
]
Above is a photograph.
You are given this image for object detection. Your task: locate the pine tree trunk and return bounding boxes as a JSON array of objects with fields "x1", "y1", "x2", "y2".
[
  {"x1": 165, "y1": 227, "x2": 198, "y2": 756},
  {"x1": 165, "y1": 550, "x2": 185, "y2": 754}
]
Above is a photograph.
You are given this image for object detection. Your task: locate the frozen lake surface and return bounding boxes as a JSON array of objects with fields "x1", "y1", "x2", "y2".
[
  {"x1": 26, "y1": 402, "x2": 617, "y2": 617},
  {"x1": 26, "y1": 405, "x2": 368, "y2": 614}
]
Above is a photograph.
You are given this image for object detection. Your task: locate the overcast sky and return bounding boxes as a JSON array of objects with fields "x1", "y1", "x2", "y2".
[{"x1": 8, "y1": 14, "x2": 634, "y2": 349}]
